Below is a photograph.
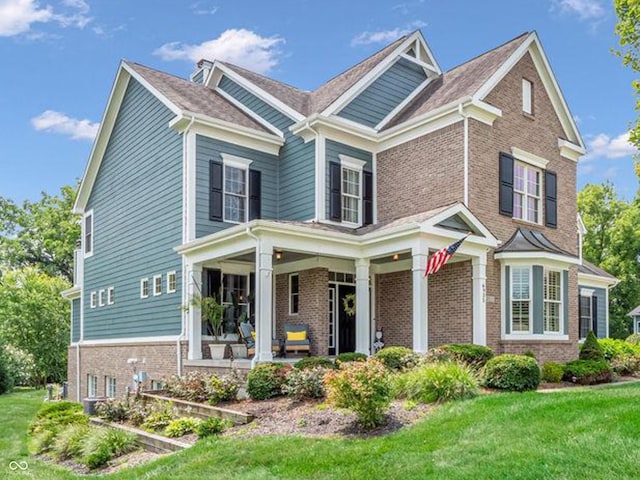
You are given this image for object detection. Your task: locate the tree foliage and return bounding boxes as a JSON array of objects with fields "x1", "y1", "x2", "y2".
[
  {"x1": 0, "y1": 267, "x2": 70, "y2": 384},
  {"x1": 0, "y1": 186, "x2": 79, "y2": 283},
  {"x1": 615, "y1": 0, "x2": 640, "y2": 145}
]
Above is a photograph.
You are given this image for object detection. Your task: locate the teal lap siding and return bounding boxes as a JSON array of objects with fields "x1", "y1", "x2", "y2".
[
  {"x1": 71, "y1": 298, "x2": 80, "y2": 343},
  {"x1": 83, "y1": 78, "x2": 183, "y2": 340},
  {"x1": 325, "y1": 139, "x2": 372, "y2": 219}
]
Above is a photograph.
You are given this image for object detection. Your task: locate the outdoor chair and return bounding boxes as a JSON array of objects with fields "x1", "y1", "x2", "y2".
[
  {"x1": 283, "y1": 323, "x2": 311, "y2": 357},
  {"x1": 238, "y1": 322, "x2": 281, "y2": 357}
]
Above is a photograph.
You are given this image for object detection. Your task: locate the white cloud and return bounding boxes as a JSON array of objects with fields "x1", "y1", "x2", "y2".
[
  {"x1": 0, "y1": 0, "x2": 91, "y2": 37},
  {"x1": 578, "y1": 163, "x2": 595, "y2": 175},
  {"x1": 154, "y1": 29, "x2": 284, "y2": 74},
  {"x1": 190, "y1": 1, "x2": 218, "y2": 15},
  {"x1": 31, "y1": 110, "x2": 99, "y2": 141},
  {"x1": 583, "y1": 131, "x2": 638, "y2": 161},
  {"x1": 550, "y1": 0, "x2": 605, "y2": 21},
  {"x1": 351, "y1": 20, "x2": 426, "y2": 46}
]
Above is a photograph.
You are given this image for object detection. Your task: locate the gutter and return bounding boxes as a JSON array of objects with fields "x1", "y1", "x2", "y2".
[{"x1": 458, "y1": 104, "x2": 470, "y2": 206}]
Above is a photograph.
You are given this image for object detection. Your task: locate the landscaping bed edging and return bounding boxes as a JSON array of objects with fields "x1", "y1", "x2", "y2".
[{"x1": 90, "y1": 417, "x2": 191, "y2": 454}]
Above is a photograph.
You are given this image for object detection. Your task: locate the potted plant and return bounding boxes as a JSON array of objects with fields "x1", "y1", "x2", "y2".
[
  {"x1": 187, "y1": 294, "x2": 227, "y2": 359},
  {"x1": 230, "y1": 312, "x2": 249, "y2": 360}
]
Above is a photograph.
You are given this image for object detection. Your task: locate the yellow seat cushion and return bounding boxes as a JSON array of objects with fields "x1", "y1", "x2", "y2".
[
  {"x1": 250, "y1": 331, "x2": 256, "y2": 340},
  {"x1": 287, "y1": 330, "x2": 307, "y2": 341}
]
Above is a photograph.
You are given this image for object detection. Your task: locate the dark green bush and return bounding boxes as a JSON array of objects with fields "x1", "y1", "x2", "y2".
[
  {"x1": 541, "y1": 361, "x2": 564, "y2": 383},
  {"x1": 580, "y1": 331, "x2": 605, "y2": 361},
  {"x1": 374, "y1": 346, "x2": 418, "y2": 370},
  {"x1": 30, "y1": 401, "x2": 87, "y2": 435},
  {"x1": 483, "y1": 354, "x2": 541, "y2": 392},
  {"x1": 0, "y1": 349, "x2": 14, "y2": 395},
  {"x1": 195, "y1": 417, "x2": 230, "y2": 438},
  {"x1": 335, "y1": 352, "x2": 367, "y2": 365},
  {"x1": 523, "y1": 350, "x2": 536, "y2": 359},
  {"x1": 441, "y1": 344, "x2": 494, "y2": 369},
  {"x1": 294, "y1": 356, "x2": 336, "y2": 370},
  {"x1": 626, "y1": 333, "x2": 640, "y2": 345},
  {"x1": 80, "y1": 427, "x2": 137, "y2": 469},
  {"x1": 563, "y1": 359, "x2": 613, "y2": 385},
  {"x1": 393, "y1": 361, "x2": 479, "y2": 403},
  {"x1": 247, "y1": 363, "x2": 292, "y2": 400}
]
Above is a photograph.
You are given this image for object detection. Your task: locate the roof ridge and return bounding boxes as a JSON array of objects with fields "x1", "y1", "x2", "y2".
[
  {"x1": 220, "y1": 61, "x2": 310, "y2": 93},
  {"x1": 126, "y1": 60, "x2": 209, "y2": 87},
  {"x1": 444, "y1": 32, "x2": 530, "y2": 74}
]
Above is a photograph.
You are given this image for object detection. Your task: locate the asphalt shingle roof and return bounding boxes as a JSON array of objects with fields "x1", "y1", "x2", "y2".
[{"x1": 578, "y1": 260, "x2": 617, "y2": 280}]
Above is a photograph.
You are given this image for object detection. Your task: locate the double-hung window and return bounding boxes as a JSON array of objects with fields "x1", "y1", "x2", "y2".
[
  {"x1": 153, "y1": 275, "x2": 162, "y2": 296},
  {"x1": 105, "y1": 377, "x2": 116, "y2": 398},
  {"x1": 84, "y1": 211, "x2": 93, "y2": 257},
  {"x1": 87, "y1": 374, "x2": 97, "y2": 398},
  {"x1": 579, "y1": 294, "x2": 592, "y2": 340},
  {"x1": 341, "y1": 167, "x2": 361, "y2": 224},
  {"x1": 511, "y1": 266, "x2": 531, "y2": 333},
  {"x1": 513, "y1": 162, "x2": 541, "y2": 223},
  {"x1": 543, "y1": 270, "x2": 562, "y2": 333},
  {"x1": 140, "y1": 278, "x2": 149, "y2": 299},
  {"x1": 224, "y1": 164, "x2": 248, "y2": 223},
  {"x1": 167, "y1": 271, "x2": 177, "y2": 294}
]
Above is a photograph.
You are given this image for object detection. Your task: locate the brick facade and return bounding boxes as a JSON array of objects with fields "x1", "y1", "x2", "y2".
[{"x1": 375, "y1": 270, "x2": 412, "y2": 348}]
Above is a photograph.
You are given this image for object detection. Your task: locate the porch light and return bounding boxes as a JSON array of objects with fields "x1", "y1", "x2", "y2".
[
  {"x1": 275, "y1": 250, "x2": 283, "y2": 261},
  {"x1": 392, "y1": 253, "x2": 399, "y2": 261}
]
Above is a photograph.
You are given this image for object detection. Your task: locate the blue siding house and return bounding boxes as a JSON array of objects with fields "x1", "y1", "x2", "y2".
[{"x1": 63, "y1": 30, "x2": 616, "y2": 401}]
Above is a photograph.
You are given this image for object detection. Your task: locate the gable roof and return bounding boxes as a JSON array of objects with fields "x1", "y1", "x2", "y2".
[
  {"x1": 629, "y1": 305, "x2": 640, "y2": 317},
  {"x1": 578, "y1": 260, "x2": 617, "y2": 280}
]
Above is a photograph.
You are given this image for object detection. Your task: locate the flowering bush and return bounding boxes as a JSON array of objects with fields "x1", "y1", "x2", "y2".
[
  {"x1": 282, "y1": 367, "x2": 328, "y2": 399},
  {"x1": 325, "y1": 359, "x2": 391, "y2": 428},
  {"x1": 247, "y1": 363, "x2": 292, "y2": 400},
  {"x1": 207, "y1": 372, "x2": 240, "y2": 405},
  {"x1": 95, "y1": 398, "x2": 130, "y2": 423},
  {"x1": 626, "y1": 333, "x2": 640, "y2": 345},
  {"x1": 609, "y1": 353, "x2": 640, "y2": 376},
  {"x1": 141, "y1": 401, "x2": 178, "y2": 432},
  {"x1": 393, "y1": 361, "x2": 478, "y2": 403},
  {"x1": 164, "y1": 371, "x2": 209, "y2": 402}
]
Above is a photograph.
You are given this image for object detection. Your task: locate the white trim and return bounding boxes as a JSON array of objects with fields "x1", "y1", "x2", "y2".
[
  {"x1": 495, "y1": 252, "x2": 580, "y2": 265},
  {"x1": 90, "y1": 291, "x2": 97, "y2": 308},
  {"x1": 542, "y1": 268, "x2": 563, "y2": 334},
  {"x1": 140, "y1": 278, "x2": 149, "y2": 299},
  {"x1": 558, "y1": 138, "x2": 586, "y2": 162},
  {"x1": 580, "y1": 288, "x2": 595, "y2": 297},
  {"x1": 79, "y1": 335, "x2": 181, "y2": 346},
  {"x1": 372, "y1": 151, "x2": 378, "y2": 224},
  {"x1": 374, "y1": 77, "x2": 433, "y2": 131},
  {"x1": 509, "y1": 265, "x2": 533, "y2": 334},
  {"x1": 153, "y1": 275, "x2": 163, "y2": 296},
  {"x1": 338, "y1": 154, "x2": 366, "y2": 170},
  {"x1": 522, "y1": 78, "x2": 533, "y2": 114},
  {"x1": 577, "y1": 272, "x2": 618, "y2": 288},
  {"x1": 62, "y1": 286, "x2": 81, "y2": 300},
  {"x1": 105, "y1": 376, "x2": 117, "y2": 398},
  {"x1": 167, "y1": 271, "x2": 177, "y2": 294},
  {"x1": 399, "y1": 53, "x2": 439, "y2": 73},
  {"x1": 605, "y1": 287, "x2": 610, "y2": 337},
  {"x1": 460, "y1": 105, "x2": 469, "y2": 206},
  {"x1": 123, "y1": 62, "x2": 182, "y2": 116},
  {"x1": 107, "y1": 286, "x2": 115, "y2": 305},
  {"x1": 214, "y1": 86, "x2": 284, "y2": 137},
  {"x1": 98, "y1": 289, "x2": 105, "y2": 307},
  {"x1": 340, "y1": 164, "x2": 363, "y2": 226},
  {"x1": 288, "y1": 272, "x2": 299, "y2": 315},
  {"x1": 511, "y1": 147, "x2": 549, "y2": 169},
  {"x1": 83, "y1": 210, "x2": 94, "y2": 258},
  {"x1": 222, "y1": 163, "x2": 249, "y2": 224},
  {"x1": 502, "y1": 334, "x2": 569, "y2": 341},
  {"x1": 87, "y1": 374, "x2": 97, "y2": 398},
  {"x1": 221, "y1": 153, "x2": 253, "y2": 169},
  {"x1": 316, "y1": 133, "x2": 326, "y2": 221},
  {"x1": 512, "y1": 161, "x2": 542, "y2": 224},
  {"x1": 185, "y1": 128, "x2": 197, "y2": 243}
]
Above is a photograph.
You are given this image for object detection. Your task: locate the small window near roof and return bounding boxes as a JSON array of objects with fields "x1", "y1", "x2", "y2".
[
  {"x1": 154, "y1": 275, "x2": 162, "y2": 296},
  {"x1": 167, "y1": 271, "x2": 177, "y2": 294},
  {"x1": 140, "y1": 278, "x2": 149, "y2": 299},
  {"x1": 522, "y1": 79, "x2": 533, "y2": 114},
  {"x1": 107, "y1": 287, "x2": 115, "y2": 305},
  {"x1": 289, "y1": 273, "x2": 299, "y2": 315}
]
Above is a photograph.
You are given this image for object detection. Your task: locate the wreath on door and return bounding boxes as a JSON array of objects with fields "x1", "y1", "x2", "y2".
[{"x1": 342, "y1": 293, "x2": 356, "y2": 317}]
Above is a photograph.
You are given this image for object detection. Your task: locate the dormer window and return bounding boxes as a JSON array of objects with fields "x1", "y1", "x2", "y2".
[{"x1": 522, "y1": 78, "x2": 533, "y2": 114}]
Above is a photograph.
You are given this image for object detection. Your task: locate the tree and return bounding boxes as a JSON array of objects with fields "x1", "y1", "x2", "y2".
[
  {"x1": 0, "y1": 185, "x2": 79, "y2": 283},
  {"x1": 614, "y1": 0, "x2": 640, "y2": 145},
  {"x1": 0, "y1": 267, "x2": 70, "y2": 384}
]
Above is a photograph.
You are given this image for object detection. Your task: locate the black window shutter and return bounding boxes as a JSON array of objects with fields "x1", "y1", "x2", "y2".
[
  {"x1": 249, "y1": 169, "x2": 261, "y2": 220},
  {"x1": 209, "y1": 161, "x2": 223, "y2": 221},
  {"x1": 499, "y1": 152, "x2": 514, "y2": 216},
  {"x1": 329, "y1": 162, "x2": 342, "y2": 222},
  {"x1": 545, "y1": 171, "x2": 557, "y2": 228},
  {"x1": 363, "y1": 170, "x2": 373, "y2": 226},
  {"x1": 592, "y1": 295, "x2": 598, "y2": 337}
]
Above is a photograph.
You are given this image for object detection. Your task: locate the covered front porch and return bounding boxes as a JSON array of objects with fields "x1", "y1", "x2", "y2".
[{"x1": 175, "y1": 203, "x2": 498, "y2": 366}]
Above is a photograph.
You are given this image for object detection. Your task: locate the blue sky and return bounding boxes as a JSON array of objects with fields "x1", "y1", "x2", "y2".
[{"x1": 0, "y1": 0, "x2": 637, "y2": 203}]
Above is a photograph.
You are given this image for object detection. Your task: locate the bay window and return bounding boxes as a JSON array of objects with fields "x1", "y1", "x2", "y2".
[{"x1": 511, "y1": 266, "x2": 531, "y2": 333}]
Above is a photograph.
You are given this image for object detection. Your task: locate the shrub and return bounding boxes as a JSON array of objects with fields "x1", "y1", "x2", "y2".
[
  {"x1": 95, "y1": 398, "x2": 129, "y2": 423},
  {"x1": 374, "y1": 346, "x2": 418, "y2": 371},
  {"x1": 626, "y1": 333, "x2": 640, "y2": 345},
  {"x1": 523, "y1": 350, "x2": 536, "y2": 359},
  {"x1": 80, "y1": 427, "x2": 137, "y2": 469},
  {"x1": 393, "y1": 361, "x2": 479, "y2": 403},
  {"x1": 563, "y1": 359, "x2": 613, "y2": 385},
  {"x1": 335, "y1": 352, "x2": 367, "y2": 366},
  {"x1": 30, "y1": 401, "x2": 87, "y2": 435},
  {"x1": 580, "y1": 331, "x2": 605, "y2": 361},
  {"x1": 283, "y1": 367, "x2": 328, "y2": 399},
  {"x1": 141, "y1": 401, "x2": 178, "y2": 432},
  {"x1": 195, "y1": 417, "x2": 230, "y2": 438},
  {"x1": 3, "y1": 345, "x2": 35, "y2": 387},
  {"x1": 52, "y1": 423, "x2": 90, "y2": 460},
  {"x1": 541, "y1": 362, "x2": 564, "y2": 383},
  {"x1": 424, "y1": 347, "x2": 457, "y2": 364},
  {"x1": 295, "y1": 356, "x2": 336, "y2": 371},
  {"x1": 610, "y1": 353, "x2": 640, "y2": 376},
  {"x1": 247, "y1": 363, "x2": 292, "y2": 400},
  {"x1": 164, "y1": 371, "x2": 209, "y2": 402},
  {"x1": 440, "y1": 344, "x2": 494, "y2": 369},
  {"x1": 0, "y1": 349, "x2": 13, "y2": 395},
  {"x1": 325, "y1": 359, "x2": 391, "y2": 428},
  {"x1": 598, "y1": 338, "x2": 638, "y2": 361},
  {"x1": 483, "y1": 354, "x2": 541, "y2": 392},
  {"x1": 207, "y1": 373, "x2": 239, "y2": 405},
  {"x1": 164, "y1": 417, "x2": 202, "y2": 438},
  {"x1": 127, "y1": 399, "x2": 149, "y2": 427},
  {"x1": 30, "y1": 429, "x2": 57, "y2": 454}
]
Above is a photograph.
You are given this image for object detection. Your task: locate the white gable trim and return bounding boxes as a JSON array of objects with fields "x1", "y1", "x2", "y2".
[
  {"x1": 209, "y1": 62, "x2": 305, "y2": 122},
  {"x1": 375, "y1": 77, "x2": 433, "y2": 130},
  {"x1": 321, "y1": 31, "x2": 441, "y2": 117},
  {"x1": 214, "y1": 86, "x2": 284, "y2": 138},
  {"x1": 473, "y1": 32, "x2": 584, "y2": 150}
]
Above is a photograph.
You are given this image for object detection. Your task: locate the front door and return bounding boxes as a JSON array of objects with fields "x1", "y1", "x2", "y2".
[{"x1": 337, "y1": 284, "x2": 356, "y2": 354}]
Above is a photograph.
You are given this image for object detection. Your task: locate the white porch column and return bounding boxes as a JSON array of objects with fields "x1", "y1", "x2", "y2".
[
  {"x1": 355, "y1": 258, "x2": 371, "y2": 355},
  {"x1": 187, "y1": 263, "x2": 203, "y2": 360},
  {"x1": 412, "y1": 240, "x2": 429, "y2": 353},
  {"x1": 254, "y1": 240, "x2": 274, "y2": 365},
  {"x1": 472, "y1": 252, "x2": 487, "y2": 346}
]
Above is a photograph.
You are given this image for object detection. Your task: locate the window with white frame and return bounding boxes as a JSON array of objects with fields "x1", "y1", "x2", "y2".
[
  {"x1": 105, "y1": 376, "x2": 116, "y2": 398},
  {"x1": 153, "y1": 275, "x2": 162, "y2": 296},
  {"x1": 341, "y1": 167, "x2": 361, "y2": 224},
  {"x1": 511, "y1": 266, "x2": 531, "y2": 333},
  {"x1": 84, "y1": 211, "x2": 93, "y2": 257},
  {"x1": 140, "y1": 278, "x2": 149, "y2": 298},
  {"x1": 224, "y1": 165, "x2": 247, "y2": 223},
  {"x1": 87, "y1": 374, "x2": 97, "y2": 398},
  {"x1": 222, "y1": 274, "x2": 249, "y2": 326},
  {"x1": 513, "y1": 162, "x2": 541, "y2": 223},
  {"x1": 167, "y1": 271, "x2": 177, "y2": 294},
  {"x1": 90, "y1": 291, "x2": 97, "y2": 308},
  {"x1": 544, "y1": 270, "x2": 562, "y2": 333},
  {"x1": 107, "y1": 287, "x2": 115, "y2": 305},
  {"x1": 289, "y1": 273, "x2": 299, "y2": 315},
  {"x1": 98, "y1": 289, "x2": 105, "y2": 307},
  {"x1": 522, "y1": 78, "x2": 533, "y2": 114},
  {"x1": 579, "y1": 294, "x2": 592, "y2": 340}
]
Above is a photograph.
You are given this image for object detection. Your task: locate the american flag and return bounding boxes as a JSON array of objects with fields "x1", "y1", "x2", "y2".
[{"x1": 424, "y1": 235, "x2": 469, "y2": 276}]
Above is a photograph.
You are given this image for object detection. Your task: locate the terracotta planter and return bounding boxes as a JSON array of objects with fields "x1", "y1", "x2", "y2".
[{"x1": 208, "y1": 343, "x2": 227, "y2": 360}]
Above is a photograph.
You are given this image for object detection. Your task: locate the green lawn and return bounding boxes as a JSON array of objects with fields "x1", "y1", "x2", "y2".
[{"x1": 3, "y1": 384, "x2": 640, "y2": 479}]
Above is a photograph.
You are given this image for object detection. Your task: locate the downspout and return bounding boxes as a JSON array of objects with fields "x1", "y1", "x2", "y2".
[
  {"x1": 458, "y1": 104, "x2": 469, "y2": 206},
  {"x1": 305, "y1": 121, "x2": 322, "y2": 222},
  {"x1": 76, "y1": 343, "x2": 80, "y2": 401},
  {"x1": 177, "y1": 115, "x2": 196, "y2": 377}
]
